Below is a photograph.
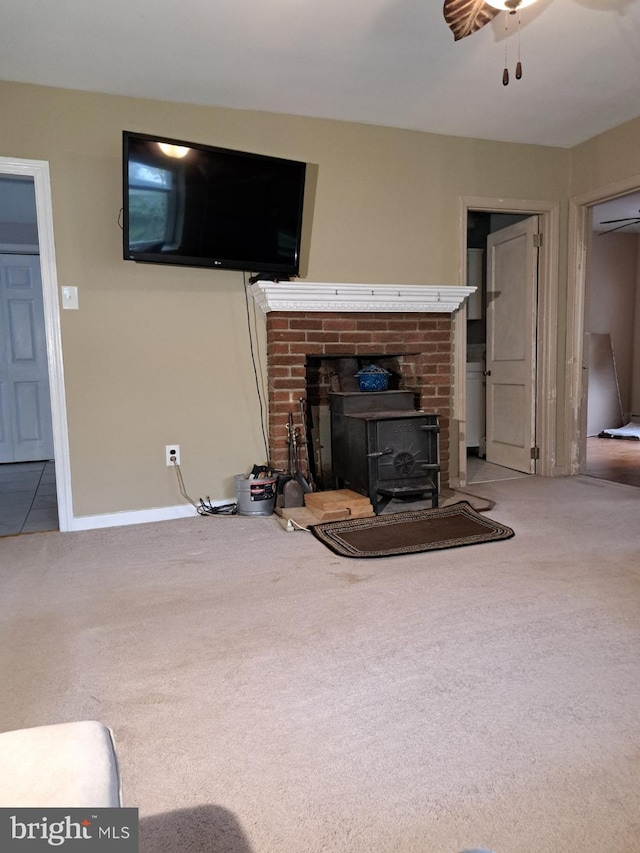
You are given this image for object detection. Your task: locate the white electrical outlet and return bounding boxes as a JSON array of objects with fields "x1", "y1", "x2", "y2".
[{"x1": 166, "y1": 445, "x2": 180, "y2": 466}]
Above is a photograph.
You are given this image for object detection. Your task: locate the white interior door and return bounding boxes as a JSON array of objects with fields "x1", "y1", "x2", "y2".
[
  {"x1": 485, "y1": 216, "x2": 539, "y2": 473},
  {"x1": 0, "y1": 253, "x2": 54, "y2": 462}
]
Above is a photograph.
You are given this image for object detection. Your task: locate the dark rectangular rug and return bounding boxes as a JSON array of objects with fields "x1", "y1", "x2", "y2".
[{"x1": 310, "y1": 501, "x2": 514, "y2": 558}]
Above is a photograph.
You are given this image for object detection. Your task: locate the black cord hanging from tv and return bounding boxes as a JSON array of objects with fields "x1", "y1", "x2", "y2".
[{"x1": 247, "y1": 273, "x2": 291, "y2": 285}]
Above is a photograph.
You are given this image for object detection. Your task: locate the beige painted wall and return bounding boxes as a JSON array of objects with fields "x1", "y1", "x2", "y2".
[
  {"x1": 0, "y1": 81, "x2": 574, "y2": 517},
  {"x1": 571, "y1": 116, "x2": 640, "y2": 200}
]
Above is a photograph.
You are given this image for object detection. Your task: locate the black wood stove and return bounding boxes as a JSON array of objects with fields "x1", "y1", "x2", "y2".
[{"x1": 330, "y1": 391, "x2": 439, "y2": 514}]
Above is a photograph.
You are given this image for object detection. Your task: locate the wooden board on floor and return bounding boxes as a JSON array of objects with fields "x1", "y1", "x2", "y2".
[
  {"x1": 276, "y1": 507, "x2": 322, "y2": 529},
  {"x1": 276, "y1": 490, "x2": 375, "y2": 530},
  {"x1": 281, "y1": 506, "x2": 349, "y2": 523},
  {"x1": 304, "y1": 489, "x2": 373, "y2": 513}
]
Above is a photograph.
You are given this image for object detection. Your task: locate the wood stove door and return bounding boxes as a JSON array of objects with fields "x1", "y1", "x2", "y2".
[{"x1": 368, "y1": 415, "x2": 439, "y2": 491}]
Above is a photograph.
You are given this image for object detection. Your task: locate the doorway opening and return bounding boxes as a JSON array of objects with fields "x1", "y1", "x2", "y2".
[
  {"x1": 0, "y1": 177, "x2": 57, "y2": 535},
  {"x1": 568, "y1": 187, "x2": 640, "y2": 489},
  {"x1": 455, "y1": 196, "x2": 560, "y2": 488},
  {"x1": 465, "y1": 210, "x2": 535, "y2": 485},
  {"x1": 0, "y1": 157, "x2": 72, "y2": 533}
]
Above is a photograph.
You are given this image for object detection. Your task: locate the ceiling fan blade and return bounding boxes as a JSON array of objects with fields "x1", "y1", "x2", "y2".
[
  {"x1": 599, "y1": 208, "x2": 640, "y2": 225},
  {"x1": 598, "y1": 220, "x2": 640, "y2": 236},
  {"x1": 443, "y1": 0, "x2": 499, "y2": 41},
  {"x1": 599, "y1": 217, "x2": 638, "y2": 224}
]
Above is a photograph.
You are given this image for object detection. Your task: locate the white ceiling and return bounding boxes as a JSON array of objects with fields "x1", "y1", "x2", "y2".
[{"x1": 1, "y1": 0, "x2": 639, "y2": 149}]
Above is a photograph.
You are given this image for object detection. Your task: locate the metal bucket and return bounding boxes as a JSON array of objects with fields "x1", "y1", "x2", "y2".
[{"x1": 234, "y1": 474, "x2": 277, "y2": 516}]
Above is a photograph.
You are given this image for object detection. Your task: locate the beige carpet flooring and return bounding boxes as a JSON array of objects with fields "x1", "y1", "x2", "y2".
[{"x1": 1, "y1": 475, "x2": 640, "y2": 853}]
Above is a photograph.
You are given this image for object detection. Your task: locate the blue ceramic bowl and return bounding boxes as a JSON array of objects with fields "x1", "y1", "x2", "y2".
[{"x1": 356, "y1": 369, "x2": 390, "y2": 392}]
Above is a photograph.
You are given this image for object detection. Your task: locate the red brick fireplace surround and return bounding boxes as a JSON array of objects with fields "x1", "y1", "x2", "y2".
[{"x1": 249, "y1": 282, "x2": 474, "y2": 489}]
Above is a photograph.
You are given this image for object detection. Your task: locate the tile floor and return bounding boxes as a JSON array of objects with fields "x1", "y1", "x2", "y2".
[{"x1": 0, "y1": 460, "x2": 58, "y2": 537}]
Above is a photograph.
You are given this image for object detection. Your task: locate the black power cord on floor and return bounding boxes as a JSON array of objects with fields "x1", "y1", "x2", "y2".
[
  {"x1": 198, "y1": 497, "x2": 237, "y2": 516},
  {"x1": 171, "y1": 459, "x2": 238, "y2": 516}
]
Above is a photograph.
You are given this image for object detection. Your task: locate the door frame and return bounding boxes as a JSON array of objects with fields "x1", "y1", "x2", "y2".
[
  {"x1": 566, "y1": 173, "x2": 640, "y2": 475},
  {"x1": 0, "y1": 157, "x2": 72, "y2": 531},
  {"x1": 453, "y1": 196, "x2": 560, "y2": 487}
]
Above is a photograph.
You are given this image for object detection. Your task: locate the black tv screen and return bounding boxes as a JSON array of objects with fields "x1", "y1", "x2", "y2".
[{"x1": 122, "y1": 131, "x2": 306, "y2": 275}]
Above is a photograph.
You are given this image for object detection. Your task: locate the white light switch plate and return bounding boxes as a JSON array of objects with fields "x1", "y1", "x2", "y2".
[{"x1": 62, "y1": 286, "x2": 79, "y2": 310}]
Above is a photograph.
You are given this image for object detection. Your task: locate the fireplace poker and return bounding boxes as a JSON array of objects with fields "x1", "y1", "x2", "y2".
[
  {"x1": 282, "y1": 413, "x2": 304, "y2": 508},
  {"x1": 292, "y1": 423, "x2": 312, "y2": 494},
  {"x1": 298, "y1": 397, "x2": 315, "y2": 490}
]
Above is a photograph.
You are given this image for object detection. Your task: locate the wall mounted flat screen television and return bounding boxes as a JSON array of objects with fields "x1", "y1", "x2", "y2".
[{"x1": 122, "y1": 131, "x2": 307, "y2": 275}]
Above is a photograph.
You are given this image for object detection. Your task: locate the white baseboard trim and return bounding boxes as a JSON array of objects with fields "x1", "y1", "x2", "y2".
[{"x1": 69, "y1": 503, "x2": 200, "y2": 531}]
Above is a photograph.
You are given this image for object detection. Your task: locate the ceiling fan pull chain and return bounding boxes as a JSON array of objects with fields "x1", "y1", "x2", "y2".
[
  {"x1": 503, "y1": 12, "x2": 510, "y2": 85},
  {"x1": 515, "y1": 11, "x2": 523, "y2": 79}
]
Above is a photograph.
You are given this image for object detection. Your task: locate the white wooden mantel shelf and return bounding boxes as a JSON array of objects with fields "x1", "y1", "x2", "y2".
[{"x1": 249, "y1": 281, "x2": 476, "y2": 314}]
